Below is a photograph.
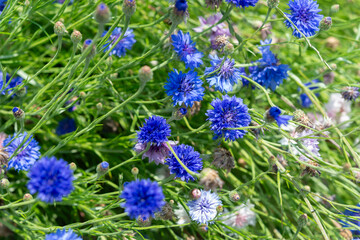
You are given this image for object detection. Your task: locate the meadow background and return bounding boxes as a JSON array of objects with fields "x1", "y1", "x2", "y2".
[{"x1": 1, "y1": 0, "x2": 360, "y2": 239}]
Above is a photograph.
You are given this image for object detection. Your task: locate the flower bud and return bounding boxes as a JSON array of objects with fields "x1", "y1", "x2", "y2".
[
  {"x1": 320, "y1": 17, "x2": 332, "y2": 31},
  {"x1": 71, "y1": 30, "x2": 82, "y2": 45},
  {"x1": 123, "y1": 0, "x2": 136, "y2": 18},
  {"x1": 137, "y1": 215, "x2": 152, "y2": 227},
  {"x1": 268, "y1": 156, "x2": 276, "y2": 166},
  {"x1": 297, "y1": 214, "x2": 308, "y2": 228},
  {"x1": 24, "y1": 0, "x2": 30, "y2": 6},
  {"x1": 0, "y1": 178, "x2": 9, "y2": 189},
  {"x1": 138, "y1": 65, "x2": 153, "y2": 84},
  {"x1": 199, "y1": 224, "x2": 208, "y2": 232},
  {"x1": 229, "y1": 191, "x2": 240, "y2": 202},
  {"x1": 12, "y1": 107, "x2": 25, "y2": 120},
  {"x1": 96, "y1": 161, "x2": 109, "y2": 177},
  {"x1": 216, "y1": 205, "x2": 223, "y2": 213},
  {"x1": 94, "y1": 3, "x2": 111, "y2": 25},
  {"x1": 267, "y1": 0, "x2": 279, "y2": 8},
  {"x1": 105, "y1": 56, "x2": 113, "y2": 68},
  {"x1": 190, "y1": 188, "x2": 201, "y2": 200},
  {"x1": 343, "y1": 163, "x2": 351, "y2": 172},
  {"x1": 214, "y1": 34, "x2": 229, "y2": 51},
  {"x1": 330, "y1": 4, "x2": 339, "y2": 14},
  {"x1": 69, "y1": 162, "x2": 77, "y2": 171},
  {"x1": 96, "y1": 102, "x2": 103, "y2": 112},
  {"x1": 171, "y1": 107, "x2": 187, "y2": 121},
  {"x1": 79, "y1": 91, "x2": 86, "y2": 99},
  {"x1": 171, "y1": 0, "x2": 189, "y2": 26},
  {"x1": 131, "y1": 167, "x2": 139, "y2": 176},
  {"x1": 303, "y1": 185, "x2": 311, "y2": 192},
  {"x1": 224, "y1": 42, "x2": 234, "y2": 55},
  {"x1": 23, "y1": 193, "x2": 33, "y2": 201},
  {"x1": 54, "y1": 21, "x2": 66, "y2": 37},
  {"x1": 83, "y1": 39, "x2": 96, "y2": 59},
  {"x1": 155, "y1": 202, "x2": 174, "y2": 220}
]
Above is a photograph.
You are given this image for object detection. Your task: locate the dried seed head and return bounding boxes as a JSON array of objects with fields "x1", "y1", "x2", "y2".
[
  {"x1": 205, "y1": 0, "x2": 222, "y2": 9},
  {"x1": 155, "y1": 202, "x2": 174, "y2": 220},
  {"x1": 0, "y1": 149, "x2": 9, "y2": 166},
  {"x1": 199, "y1": 168, "x2": 224, "y2": 191},
  {"x1": 214, "y1": 34, "x2": 229, "y2": 51},
  {"x1": 301, "y1": 161, "x2": 321, "y2": 177},
  {"x1": 293, "y1": 109, "x2": 311, "y2": 132},
  {"x1": 212, "y1": 147, "x2": 235, "y2": 173}
]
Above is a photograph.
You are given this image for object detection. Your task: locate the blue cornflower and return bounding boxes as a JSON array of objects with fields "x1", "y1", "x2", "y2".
[
  {"x1": 56, "y1": 0, "x2": 74, "y2": 4},
  {"x1": 120, "y1": 179, "x2": 165, "y2": 219},
  {"x1": 175, "y1": 0, "x2": 188, "y2": 12},
  {"x1": 27, "y1": 156, "x2": 74, "y2": 203},
  {"x1": 56, "y1": 118, "x2": 76, "y2": 136},
  {"x1": 205, "y1": 54, "x2": 242, "y2": 93},
  {"x1": 0, "y1": 71, "x2": 24, "y2": 96},
  {"x1": 4, "y1": 132, "x2": 41, "y2": 171},
  {"x1": 206, "y1": 95, "x2": 251, "y2": 141},
  {"x1": 340, "y1": 204, "x2": 360, "y2": 238},
  {"x1": 225, "y1": 0, "x2": 258, "y2": 8},
  {"x1": 250, "y1": 39, "x2": 290, "y2": 91},
  {"x1": 0, "y1": 0, "x2": 7, "y2": 15},
  {"x1": 164, "y1": 69, "x2": 204, "y2": 107},
  {"x1": 45, "y1": 228, "x2": 82, "y2": 240},
  {"x1": 102, "y1": 27, "x2": 136, "y2": 57},
  {"x1": 187, "y1": 190, "x2": 222, "y2": 224},
  {"x1": 165, "y1": 144, "x2": 203, "y2": 182},
  {"x1": 299, "y1": 79, "x2": 321, "y2": 108},
  {"x1": 284, "y1": 0, "x2": 323, "y2": 38},
  {"x1": 137, "y1": 116, "x2": 171, "y2": 146},
  {"x1": 267, "y1": 106, "x2": 293, "y2": 127},
  {"x1": 171, "y1": 30, "x2": 203, "y2": 69}
]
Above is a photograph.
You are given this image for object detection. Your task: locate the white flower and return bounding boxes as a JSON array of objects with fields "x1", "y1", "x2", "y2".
[
  {"x1": 325, "y1": 93, "x2": 351, "y2": 128},
  {"x1": 221, "y1": 200, "x2": 256, "y2": 229},
  {"x1": 174, "y1": 204, "x2": 191, "y2": 225}
]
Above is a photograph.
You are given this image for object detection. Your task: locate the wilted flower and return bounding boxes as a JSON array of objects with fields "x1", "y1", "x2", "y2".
[
  {"x1": 342, "y1": 87, "x2": 360, "y2": 101},
  {"x1": 221, "y1": 200, "x2": 256, "y2": 229},
  {"x1": 174, "y1": 204, "x2": 191, "y2": 224},
  {"x1": 212, "y1": 148, "x2": 235, "y2": 173},
  {"x1": 155, "y1": 202, "x2": 175, "y2": 220},
  {"x1": 199, "y1": 168, "x2": 224, "y2": 191}
]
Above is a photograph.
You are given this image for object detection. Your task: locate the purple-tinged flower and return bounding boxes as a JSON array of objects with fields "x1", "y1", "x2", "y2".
[
  {"x1": 205, "y1": 54, "x2": 242, "y2": 93},
  {"x1": 56, "y1": 118, "x2": 76, "y2": 136},
  {"x1": 166, "y1": 144, "x2": 203, "y2": 182},
  {"x1": 342, "y1": 87, "x2": 360, "y2": 101},
  {"x1": 299, "y1": 79, "x2": 321, "y2": 108},
  {"x1": 325, "y1": 93, "x2": 351, "y2": 127},
  {"x1": 102, "y1": 27, "x2": 136, "y2": 57},
  {"x1": 120, "y1": 179, "x2": 165, "y2": 219},
  {"x1": 171, "y1": 30, "x2": 203, "y2": 69},
  {"x1": 267, "y1": 106, "x2": 293, "y2": 127},
  {"x1": 249, "y1": 39, "x2": 290, "y2": 91},
  {"x1": 187, "y1": 190, "x2": 222, "y2": 224},
  {"x1": 206, "y1": 95, "x2": 251, "y2": 141},
  {"x1": 134, "y1": 141, "x2": 177, "y2": 165},
  {"x1": 56, "y1": 0, "x2": 74, "y2": 4},
  {"x1": 340, "y1": 204, "x2": 360, "y2": 238},
  {"x1": 293, "y1": 129, "x2": 321, "y2": 162},
  {"x1": 137, "y1": 116, "x2": 171, "y2": 146},
  {"x1": 45, "y1": 228, "x2": 82, "y2": 240},
  {"x1": 284, "y1": 0, "x2": 323, "y2": 38},
  {"x1": 221, "y1": 200, "x2": 256, "y2": 229},
  {"x1": 164, "y1": 69, "x2": 204, "y2": 107},
  {"x1": 193, "y1": 14, "x2": 230, "y2": 49},
  {"x1": 27, "y1": 156, "x2": 74, "y2": 203},
  {"x1": 225, "y1": 0, "x2": 258, "y2": 8},
  {"x1": 4, "y1": 132, "x2": 41, "y2": 171}
]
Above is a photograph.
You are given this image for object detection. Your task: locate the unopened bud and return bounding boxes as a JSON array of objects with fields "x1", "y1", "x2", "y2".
[
  {"x1": 199, "y1": 224, "x2": 208, "y2": 232},
  {"x1": 138, "y1": 65, "x2": 153, "y2": 83},
  {"x1": 94, "y1": 3, "x2": 111, "y2": 25},
  {"x1": 224, "y1": 42, "x2": 234, "y2": 55},
  {"x1": 229, "y1": 191, "x2": 240, "y2": 202},
  {"x1": 69, "y1": 162, "x2": 77, "y2": 171},
  {"x1": 54, "y1": 21, "x2": 66, "y2": 37},
  {"x1": 238, "y1": 158, "x2": 247, "y2": 167},
  {"x1": 123, "y1": 0, "x2": 136, "y2": 18},
  {"x1": 330, "y1": 4, "x2": 339, "y2": 14},
  {"x1": 71, "y1": 30, "x2": 82, "y2": 45},
  {"x1": 320, "y1": 17, "x2": 332, "y2": 31},
  {"x1": 343, "y1": 163, "x2": 351, "y2": 172},
  {"x1": 24, "y1": 0, "x2": 30, "y2": 6},
  {"x1": 12, "y1": 107, "x2": 25, "y2": 120},
  {"x1": 83, "y1": 39, "x2": 96, "y2": 59},
  {"x1": 172, "y1": 107, "x2": 187, "y2": 121},
  {"x1": 137, "y1": 215, "x2": 151, "y2": 227},
  {"x1": 169, "y1": 199, "x2": 174, "y2": 205},
  {"x1": 190, "y1": 188, "x2": 201, "y2": 200},
  {"x1": 96, "y1": 161, "x2": 109, "y2": 177},
  {"x1": 303, "y1": 185, "x2": 311, "y2": 192},
  {"x1": 0, "y1": 178, "x2": 9, "y2": 189},
  {"x1": 268, "y1": 156, "x2": 276, "y2": 166},
  {"x1": 96, "y1": 102, "x2": 103, "y2": 112},
  {"x1": 171, "y1": 0, "x2": 188, "y2": 26},
  {"x1": 297, "y1": 214, "x2": 308, "y2": 228},
  {"x1": 105, "y1": 56, "x2": 113, "y2": 68},
  {"x1": 267, "y1": 0, "x2": 279, "y2": 8},
  {"x1": 216, "y1": 205, "x2": 223, "y2": 213},
  {"x1": 23, "y1": 193, "x2": 33, "y2": 201},
  {"x1": 131, "y1": 167, "x2": 139, "y2": 176},
  {"x1": 79, "y1": 91, "x2": 86, "y2": 99}
]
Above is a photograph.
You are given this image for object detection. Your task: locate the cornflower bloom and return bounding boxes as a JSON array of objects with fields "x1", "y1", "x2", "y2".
[
  {"x1": 225, "y1": 0, "x2": 258, "y2": 8},
  {"x1": 45, "y1": 229, "x2": 82, "y2": 240},
  {"x1": 187, "y1": 190, "x2": 222, "y2": 224},
  {"x1": 102, "y1": 27, "x2": 136, "y2": 57},
  {"x1": 267, "y1": 106, "x2": 293, "y2": 127}
]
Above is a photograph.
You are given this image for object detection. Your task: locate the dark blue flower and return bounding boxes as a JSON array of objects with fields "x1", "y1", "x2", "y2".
[
  {"x1": 179, "y1": 107, "x2": 187, "y2": 115},
  {"x1": 164, "y1": 69, "x2": 204, "y2": 107},
  {"x1": 205, "y1": 54, "x2": 242, "y2": 93},
  {"x1": 299, "y1": 79, "x2": 321, "y2": 108},
  {"x1": 249, "y1": 39, "x2": 290, "y2": 91},
  {"x1": 284, "y1": 0, "x2": 323, "y2": 38},
  {"x1": 137, "y1": 116, "x2": 171, "y2": 146},
  {"x1": 56, "y1": 118, "x2": 76, "y2": 136},
  {"x1": 4, "y1": 132, "x2": 41, "y2": 171},
  {"x1": 171, "y1": 30, "x2": 203, "y2": 69},
  {"x1": 0, "y1": 0, "x2": 7, "y2": 15},
  {"x1": 56, "y1": 0, "x2": 74, "y2": 4},
  {"x1": 27, "y1": 156, "x2": 74, "y2": 203},
  {"x1": 225, "y1": 0, "x2": 258, "y2": 8},
  {"x1": 0, "y1": 71, "x2": 25, "y2": 96},
  {"x1": 102, "y1": 27, "x2": 136, "y2": 57},
  {"x1": 206, "y1": 95, "x2": 251, "y2": 141},
  {"x1": 45, "y1": 228, "x2": 82, "y2": 240},
  {"x1": 268, "y1": 106, "x2": 293, "y2": 127},
  {"x1": 340, "y1": 204, "x2": 360, "y2": 238},
  {"x1": 120, "y1": 179, "x2": 165, "y2": 219},
  {"x1": 175, "y1": 0, "x2": 188, "y2": 12},
  {"x1": 165, "y1": 144, "x2": 203, "y2": 182}
]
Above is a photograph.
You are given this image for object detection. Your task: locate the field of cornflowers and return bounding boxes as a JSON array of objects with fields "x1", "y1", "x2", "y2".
[{"x1": 1, "y1": 0, "x2": 360, "y2": 239}]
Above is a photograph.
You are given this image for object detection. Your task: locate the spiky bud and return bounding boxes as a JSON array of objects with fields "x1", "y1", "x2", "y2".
[
  {"x1": 138, "y1": 65, "x2": 153, "y2": 84},
  {"x1": 267, "y1": 0, "x2": 279, "y2": 8},
  {"x1": 131, "y1": 167, "x2": 139, "y2": 176},
  {"x1": 214, "y1": 34, "x2": 229, "y2": 51},
  {"x1": 23, "y1": 193, "x2": 33, "y2": 201},
  {"x1": 229, "y1": 191, "x2": 240, "y2": 202},
  {"x1": 71, "y1": 30, "x2": 82, "y2": 45},
  {"x1": 297, "y1": 214, "x2": 308, "y2": 228},
  {"x1": 170, "y1": 0, "x2": 189, "y2": 26},
  {"x1": 54, "y1": 21, "x2": 66, "y2": 37},
  {"x1": 123, "y1": 0, "x2": 136, "y2": 18},
  {"x1": 69, "y1": 162, "x2": 77, "y2": 171},
  {"x1": 83, "y1": 39, "x2": 96, "y2": 59},
  {"x1": 190, "y1": 188, "x2": 201, "y2": 200},
  {"x1": 137, "y1": 215, "x2": 152, "y2": 227},
  {"x1": 293, "y1": 109, "x2": 311, "y2": 132},
  {"x1": 343, "y1": 163, "x2": 351, "y2": 172},
  {"x1": 216, "y1": 205, "x2": 223, "y2": 213},
  {"x1": 94, "y1": 3, "x2": 111, "y2": 25},
  {"x1": 320, "y1": 17, "x2": 332, "y2": 31},
  {"x1": 330, "y1": 4, "x2": 339, "y2": 14},
  {"x1": 212, "y1": 147, "x2": 235, "y2": 173},
  {"x1": 199, "y1": 224, "x2": 208, "y2": 232},
  {"x1": 12, "y1": 107, "x2": 25, "y2": 120},
  {"x1": 154, "y1": 202, "x2": 174, "y2": 220},
  {"x1": 0, "y1": 178, "x2": 9, "y2": 189}
]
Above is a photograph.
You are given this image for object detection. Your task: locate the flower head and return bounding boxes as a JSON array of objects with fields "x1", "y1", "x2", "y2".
[
  {"x1": 175, "y1": 204, "x2": 191, "y2": 224},
  {"x1": 27, "y1": 156, "x2": 74, "y2": 203},
  {"x1": 325, "y1": 93, "x2": 351, "y2": 126},
  {"x1": 171, "y1": 30, "x2": 203, "y2": 69},
  {"x1": 284, "y1": 0, "x2": 323, "y2": 38},
  {"x1": 45, "y1": 228, "x2": 82, "y2": 240},
  {"x1": 221, "y1": 200, "x2": 256, "y2": 229},
  {"x1": 340, "y1": 204, "x2": 360, "y2": 238},
  {"x1": 268, "y1": 106, "x2": 293, "y2": 127},
  {"x1": 250, "y1": 39, "x2": 290, "y2": 91},
  {"x1": 205, "y1": 54, "x2": 242, "y2": 92},
  {"x1": 187, "y1": 190, "x2": 222, "y2": 224},
  {"x1": 4, "y1": 132, "x2": 41, "y2": 171},
  {"x1": 165, "y1": 144, "x2": 203, "y2": 182},
  {"x1": 164, "y1": 69, "x2": 204, "y2": 107},
  {"x1": 299, "y1": 79, "x2": 321, "y2": 108},
  {"x1": 225, "y1": 0, "x2": 258, "y2": 8},
  {"x1": 293, "y1": 129, "x2": 321, "y2": 162},
  {"x1": 102, "y1": 27, "x2": 136, "y2": 57},
  {"x1": 56, "y1": 118, "x2": 76, "y2": 136},
  {"x1": 199, "y1": 168, "x2": 224, "y2": 191},
  {"x1": 212, "y1": 147, "x2": 235, "y2": 173},
  {"x1": 137, "y1": 116, "x2": 171, "y2": 146},
  {"x1": 342, "y1": 87, "x2": 360, "y2": 101},
  {"x1": 134, "y1": 141, "x2": 177, "y2": 165},
  {"x1": 0, "y1": 0, "x2": 7, "y2": 15},
  {"x1": 120, "y1": 179, "x2": 165, "y2": 219},
  {"x1": 0, "y1": 71, "x2": 24, "y2": 96},
  {"x1": 206, "y1": 95, "x2": 251, "y2": 141}
]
